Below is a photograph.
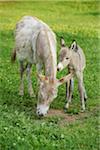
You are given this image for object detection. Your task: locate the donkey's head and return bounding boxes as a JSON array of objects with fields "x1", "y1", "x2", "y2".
[
  {"x1": 57, "y1": 38, "x2": 78, "y2": 71},
  {"x1": 37, "y1": 74, "x2": 71, "y2": 116}
]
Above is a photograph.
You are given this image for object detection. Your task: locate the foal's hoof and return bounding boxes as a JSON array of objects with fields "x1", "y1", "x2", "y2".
[
  {"x1": 65, "y1": 103, "x2": 69, "y2": 109},
  {"x1": 84, "y1": 97, "x2": 87, "y2": 102},
  {"x1": 64, "y1": 108, "x2": 67, "y2": 113},
  {"x1": 63, "y1": 105, "x2": 69, "y2": 113},
  {"x1": 80, "y1": 109, "x2": 85, "y2": 113},
  {"x1": 72, "y1": 95, "x2": 74, "y2": 98}
]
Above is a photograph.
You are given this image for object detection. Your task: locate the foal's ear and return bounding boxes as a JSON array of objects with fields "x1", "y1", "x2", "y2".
[
  {"x1": 60, "y1": 37, "x2": 65, "y2": 47},
  {"x1": 70, "y1": 40, "x2": 78, "y2": 52}
]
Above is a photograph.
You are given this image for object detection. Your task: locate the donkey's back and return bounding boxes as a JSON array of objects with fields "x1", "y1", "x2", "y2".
[{"x1": 15, "y1": 16, "x2": 53, "y2": 64}]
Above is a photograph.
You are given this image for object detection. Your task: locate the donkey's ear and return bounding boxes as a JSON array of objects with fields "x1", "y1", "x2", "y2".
[
  {"x1": 37, "y1": 74, "x2": 49, "y2": 82},
  {"x1": 57, "y1": 73, "x2": 73, "y2": 87},
  {"x1": 70, "y1": 40, "x2": 78, "y2": 52},
  {"x1": 60, "y1": 37, "x2": 65, "y2": 47}
]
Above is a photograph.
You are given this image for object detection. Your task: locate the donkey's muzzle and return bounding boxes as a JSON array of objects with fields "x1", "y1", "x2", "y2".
[{"x1": 36, "y1": 104, "x2": 49, "y2": 116}]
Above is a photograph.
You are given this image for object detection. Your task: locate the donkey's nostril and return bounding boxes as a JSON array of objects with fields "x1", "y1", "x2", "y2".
[
  {"x1": 39, "y1": 113, "x2": 44, "y2": 117},
  {"x1": 57, "y1": 68, "x2": 60, "y2": 71},
  {"x1": 36, "y1": 111, "x2": 44, "y2": 117}
]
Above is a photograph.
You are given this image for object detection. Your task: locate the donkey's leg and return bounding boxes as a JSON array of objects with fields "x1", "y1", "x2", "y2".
[
  {"x1": 26, "y1": 63, "x2": 34, "y2": 97},
  {"x1": 36, "y1": 63, "x2": 43, "y2": 74},
  {"x1": 19, "y1": 61, "x2": 24, "y2": 96},
  {"x1": 76, "y1": 71, "x2": 85, "y2": 111},
  {"x1": 65, "y1": 78, "x2": 74, "y2": 109}
]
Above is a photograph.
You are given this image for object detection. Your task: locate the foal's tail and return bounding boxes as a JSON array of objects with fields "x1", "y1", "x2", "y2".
[{"x1": 11, "y1": 48, "x2": 16, "y2": 63}]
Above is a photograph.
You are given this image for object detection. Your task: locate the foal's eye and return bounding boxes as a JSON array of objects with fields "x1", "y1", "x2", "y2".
[{"x1": 66, "y1": 57, "x2": 69, "y2": 60}]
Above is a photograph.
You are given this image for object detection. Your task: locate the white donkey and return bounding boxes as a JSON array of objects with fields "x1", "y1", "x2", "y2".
[
  {"x1": 11, "y1": 16, "x2": 72, "y2": 116},
  {"x1": 57, "y1": 38, "x2": 87, "y2": 111}
]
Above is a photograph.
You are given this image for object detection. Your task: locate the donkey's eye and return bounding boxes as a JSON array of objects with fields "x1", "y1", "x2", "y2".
[{"x1": 66, "y1": 57, "x2": 69, "y2": 60}]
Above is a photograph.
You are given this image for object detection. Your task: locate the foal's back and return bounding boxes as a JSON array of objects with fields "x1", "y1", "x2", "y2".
[{"x1": 70, "y1": 45, "x2": 86, "y2": 72}]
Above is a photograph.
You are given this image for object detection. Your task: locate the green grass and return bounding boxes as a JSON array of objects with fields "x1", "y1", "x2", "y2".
[{"x1": 0, "y1": 1, "x2": 99, "y2": 150}]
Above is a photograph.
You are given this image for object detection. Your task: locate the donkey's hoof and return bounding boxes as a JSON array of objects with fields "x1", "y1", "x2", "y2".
[
  {"x1": 30, "y1": 93, "x2": 35, "y2": 98},
  {"x1": 19, "y1": 91, "x2": 24, "y2": 96},
  {"x1": 29, "y1": 91, "x2": 35, "y2": 98}
]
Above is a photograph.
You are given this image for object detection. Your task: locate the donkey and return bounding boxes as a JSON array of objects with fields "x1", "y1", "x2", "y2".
[
  {"x1": 11, "y1": 16, "x2": 72, "y2": 116},
  {"x1": 57, "y1": 38, "x2": 87, "y2": 111}
]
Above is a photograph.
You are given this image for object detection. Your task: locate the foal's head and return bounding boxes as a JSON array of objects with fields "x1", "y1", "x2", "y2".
[{"x1": 57, "y1": 38, "x2": 78, "y2": 71}]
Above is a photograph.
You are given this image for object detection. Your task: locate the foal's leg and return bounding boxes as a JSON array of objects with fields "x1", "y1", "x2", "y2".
[
  {"x1": 65, "y1": 78, "x2": 74, "y2": 109},
  {"x1": 76, "y1": 71, "x2": 85, "y2": 111},
  {"x1": 69, "y1": 78, "x2": 74, "y2": 99},
  {"x1": 19, "y1": 61, "x2": 24, "y2": 96},
  {"x1": 65, "y1": 69, "x2": 71, "y2": 100},
  {"x1": 26, "y1": 64, "x2": 34, "y2": 97},
  {"x1": 83, "y1": 84, "x2": 87, "y2": 101},
  {"x1": 69, "y1": 78, "x2": 74, "y2": 101},
  {"x1": 66, "y1": 79, "x2": 70, "y2": 100}
]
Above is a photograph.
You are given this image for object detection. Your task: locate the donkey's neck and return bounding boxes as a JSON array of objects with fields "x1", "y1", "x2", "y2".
[
  {"x1": 45, "y1": 51, "x2": 57, "y2": 80},
  {"x1": 37, "y1": 28, "x2": 57, "y2": 80},
  {"x1": 44, "y1": 30, "x2": 57, "y2": 80}
]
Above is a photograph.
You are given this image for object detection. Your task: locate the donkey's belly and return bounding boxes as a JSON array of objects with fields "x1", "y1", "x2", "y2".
[{"x1": 16, "y1": 48, "x2": 34, "y2": 64}]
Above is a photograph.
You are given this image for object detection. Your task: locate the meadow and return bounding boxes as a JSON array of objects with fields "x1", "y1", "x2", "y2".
[{"x1": 0, "y1": 1, "x2": 99, "y2": 149}]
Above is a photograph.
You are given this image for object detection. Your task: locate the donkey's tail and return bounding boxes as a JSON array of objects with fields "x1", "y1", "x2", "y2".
[{"x1": 11, "y1": 48, "x2": 16, "y2": 63}]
